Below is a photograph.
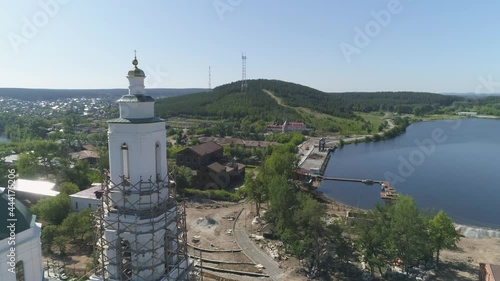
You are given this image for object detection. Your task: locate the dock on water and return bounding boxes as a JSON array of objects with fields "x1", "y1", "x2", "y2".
[
  {"x1": 297, "y1": 137, "x2": 398, "y2": 201},
  {"x1": 318, "y1": 176, "x2": 399, "y2": 201},
  {"x1": 298, "y1": 138, "x2": 335, "y2": 176}
]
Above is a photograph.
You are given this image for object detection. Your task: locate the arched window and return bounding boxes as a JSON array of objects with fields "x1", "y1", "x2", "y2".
[
  {"x1": 155, "y1": 142, "x2": 161, "y2": 181},
  {"x1": 121, "y1": 143, "x2": 129, "y2": 179},
  {"x1": 15, "y1": 261, "x2": 24, "y2": 281},
  {"x1": 120, "y1": 239, "x2": 132, "y2": 280}
]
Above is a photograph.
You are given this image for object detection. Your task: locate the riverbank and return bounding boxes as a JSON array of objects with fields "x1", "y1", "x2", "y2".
[
  {"x1": 311, "y1": 189, "x2": 500, "y2": 280},
  {"x1": 312, "y1": 118, "x2": 500, "y2": 236},
  {"x1": 317, "y1": 183, "x2": 500, "y2": 239}
]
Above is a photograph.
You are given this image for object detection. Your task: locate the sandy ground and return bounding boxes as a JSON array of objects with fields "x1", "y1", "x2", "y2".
[
  {"x1": 185, "y1": 193, "x2": 362, "y2": 281},
  {"x1": 437, "y1": 237, "x2": 500, "y2": 281}
]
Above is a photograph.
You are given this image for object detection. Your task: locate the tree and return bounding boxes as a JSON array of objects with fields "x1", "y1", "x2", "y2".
[
  {"x1": 58, "y1": 182, "x2": 80, "y2": 195},
  {"x1": 17, "y1": 153, "x2": 40, "y2": 179},
  {"x1": 388, "y1": 195, "x2": 429, "y2": 272},
  {"x1": 429, "y1": 210, "x2": 460, "y2": 267},
  {"x1": 59, "y1": 159, "x2": 93, "y2": 189},
  {"x1": 61, "y1": 209, "x2": 93, "y2": 242},
  {"x1": 41, "y1": 225, "x2": 60, "y2": 254},
  {"x1": 243, "y1": 172, "x2": 268, "y2": 216},
  {"x1": 266, "y1": 176, "x2": 299, "y2": 239},
  {"x1": 354, "y1": 196, "x2": 438, "y2": 276},
  {"x1": 355, "y1": 204, "x2": 393, "y2": 276},
  {"x1": 31, "y1": 193, "x2": 71, "y2": 225},
  {"x1": 170, "y1": 164, "x2": 193, "y2": 192},
  {"x1": 32, "y1": 140, "x2": 64, "y2": 178},
  {"x1": 263, "y1": 150, "x2": 298, "y2": 180},
  {"x1": 0, "y1": 153, "x2": 10, "y2": 187},
  {"x1": 53, "y1": 235, "x2": 70, "y2": 255}
]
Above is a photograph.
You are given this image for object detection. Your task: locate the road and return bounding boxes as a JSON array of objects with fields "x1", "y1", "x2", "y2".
[{"x1": 234, "y1": 210, "x2": 283, "y2": 280}]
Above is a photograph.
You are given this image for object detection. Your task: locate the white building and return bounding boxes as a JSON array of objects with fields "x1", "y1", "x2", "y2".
[
  {"x1": 12, "y1": 179, "x2": 59, "y2": 202},
  {"x1": 70, "y1": 183, "x2": 104, "y2": 211},
  {"x1": 90, "y1": 55, "x2": 191, "y2": 281},
  {"x1": 0, "y1": 188, "x2": 44, "y2": 281},
  {"x1": 457, "y1": 111, "x2": 478, "y2": 117}
]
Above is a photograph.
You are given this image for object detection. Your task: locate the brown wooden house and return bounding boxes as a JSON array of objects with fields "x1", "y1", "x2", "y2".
[
  {"x1": 175, "y1": 142, "x2": 245, "y2": 190},
  {"x1": 176, "y1": 142, "x2": 223, "y2": 170}
]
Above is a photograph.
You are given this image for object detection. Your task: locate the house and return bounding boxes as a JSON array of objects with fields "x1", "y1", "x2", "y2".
[
  {"x1": 480, "y1": 263, "x2": 500, "y2": 281},
  {"x1": 293, "y1": 167, "x2": 310, "y2": 181},
  {"x1": 283, "y1": 121, "x2": 306, "y2": 133},
  {"x1": 176, "y1": 142, "x2": 223, "y2": 170},
  {"x1": 267, "y1": 120, "x2": 307, "y2": 133},
  {"x1": 9, "y1": 179, "x2": 58, "y2": 203},
  {"x1": 3, "y1": 154, "x2": 18, "y2": 164},
  {"x1": 457, "y1": 112, "x2": 478, "y2": 117},
  {"x1": 70, "y1": 183, "x2": 104, "y2": 211},
  {"x1": 176, "y1": 142, "x2": 245, "y2": 190},
  {"x1": 198, "y1": 137, "x2": 279, "y2": 148},
  {"x1": 69, "y1": 144, "x2": 100, "y2": 165}
]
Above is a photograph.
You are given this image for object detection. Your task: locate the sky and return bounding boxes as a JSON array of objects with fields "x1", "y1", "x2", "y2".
[{"x1": 1, "y1": 0, "x2": 500, "y2": 93}]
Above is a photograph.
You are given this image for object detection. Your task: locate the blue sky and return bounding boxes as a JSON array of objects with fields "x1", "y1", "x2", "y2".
[{"x1": 1, "y1": 0, "x2": 499, "y2": 93}]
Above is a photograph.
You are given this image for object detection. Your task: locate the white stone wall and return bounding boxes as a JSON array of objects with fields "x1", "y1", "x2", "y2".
[
  {"x1": 70, "y1": 196, "x2": 101, "y2": 211},
  {"x1": 0, "y1": 223, "x2": 43, "y2": 281},
  {"x1": 108, "y1": 122, "x2": 168, "y2": 187},
  {"x1": 119, "y1": 102, "x2": 155, "y2": 119},
  {"x1": 127, "y1": 77, "x2": 146, "y2": 95}
]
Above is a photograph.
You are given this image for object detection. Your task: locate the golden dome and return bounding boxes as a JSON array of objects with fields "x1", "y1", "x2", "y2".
[{"x1": 127, "y1": 51, "x2": 145, "y2": 78}]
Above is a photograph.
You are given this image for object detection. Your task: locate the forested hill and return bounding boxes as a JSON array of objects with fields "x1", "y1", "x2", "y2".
[
  {"x1": 155, "y1": 79, "x2": 464, "y2": 121},
  {"x1": 0, "y1": 88, "x2": 206, "y2": 100},
  {"x1": 331, "y1": 92, "x2": 461, "y2": 113}
]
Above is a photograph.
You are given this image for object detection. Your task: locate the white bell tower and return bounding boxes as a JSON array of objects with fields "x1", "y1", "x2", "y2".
[{"x1": 91, "y1": 53, "x2": 191, "y2": 281}]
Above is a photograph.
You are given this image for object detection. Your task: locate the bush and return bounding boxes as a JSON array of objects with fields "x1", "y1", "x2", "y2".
[{"x1": 185, "y1": 188, "x2": 239, "y2": 202}]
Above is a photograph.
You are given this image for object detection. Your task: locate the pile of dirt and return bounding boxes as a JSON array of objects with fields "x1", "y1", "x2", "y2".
[{"x1": 195, "y1": 217, "x2": 219, "y2": 229}]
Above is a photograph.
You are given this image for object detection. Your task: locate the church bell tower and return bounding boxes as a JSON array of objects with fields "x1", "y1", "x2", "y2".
[{"x1": 91, "y1": 53, "x2": 191, "y2": 281}]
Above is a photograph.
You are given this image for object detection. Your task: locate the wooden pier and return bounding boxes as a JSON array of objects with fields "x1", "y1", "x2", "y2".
[{"x1": 317, "y1": 176, "x2": 398, "y2": 201}]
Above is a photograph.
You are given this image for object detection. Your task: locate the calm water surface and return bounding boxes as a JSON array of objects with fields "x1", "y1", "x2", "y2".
[{"x1": 319, "y1": 118, "x2": 500, "y2": 228}]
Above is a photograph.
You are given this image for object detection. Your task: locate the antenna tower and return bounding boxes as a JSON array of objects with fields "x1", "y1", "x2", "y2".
[
  {"x1": 241, "y1": 53, "x2": 247, "y2": 92},
  {"x1": 209, "y1": 66, "x2": 212, "y2": 91}
]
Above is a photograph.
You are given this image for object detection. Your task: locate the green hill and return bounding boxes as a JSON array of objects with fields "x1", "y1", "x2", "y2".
[{"x1": 155, "y1": 79, "x2": 464, "y2": 134}]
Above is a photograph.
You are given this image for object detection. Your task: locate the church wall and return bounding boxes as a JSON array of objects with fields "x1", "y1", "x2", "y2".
[
  {"x1": 119, "y1": 102, "x2": 155, "y2": 119},
  {"x1": 0, "y1": 223, "x2": 43, "y2": 281},
  {"x1": 108, "y1": 122, "x2": 167, "y2": 185}
]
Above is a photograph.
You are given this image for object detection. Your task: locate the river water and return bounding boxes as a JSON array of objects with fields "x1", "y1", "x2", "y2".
[{"x1": 319, "y1": 118, "x2": 500, "y2": 229}]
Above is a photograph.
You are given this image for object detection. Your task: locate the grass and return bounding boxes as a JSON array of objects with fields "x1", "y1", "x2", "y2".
[
  {"x1": 419, "y1": 114, "x2": 462, "y2": 121},
  {"x1": 245, "y1": 164, "x2": 257, "y2": 175},
  {"x1": 185, "y1": 188, "x2": 240, "y2": 202},
  {"x1": 298, "y1": 109, "x2": 371, "y2": 135},
  {"x1": 357, "y1": 112, "x2": 386, "y2": 130}
]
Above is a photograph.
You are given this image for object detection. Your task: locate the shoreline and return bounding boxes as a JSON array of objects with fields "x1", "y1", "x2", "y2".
[
  {"x1": 311, "y1": 116, "x2": 500, "y2": 237},
  {"x1": 312, "y1": 183, "x2": 500, "y2": 239}
]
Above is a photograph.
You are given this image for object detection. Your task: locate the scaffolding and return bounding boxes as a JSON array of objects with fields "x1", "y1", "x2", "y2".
[{"x1": 92, "y1": 170, "x2": 193, "y2": 281}]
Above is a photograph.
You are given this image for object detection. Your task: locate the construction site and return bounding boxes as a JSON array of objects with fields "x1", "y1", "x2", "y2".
[
  {"x1": 91, "y1": 171, "x2": 192, "y2": 281},
  {"x1": 182, "y1": 191, "x2": 364, "y2": 281}
]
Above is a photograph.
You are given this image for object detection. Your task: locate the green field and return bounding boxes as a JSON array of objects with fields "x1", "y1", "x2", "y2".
[{"x1": 357, "y1": 112, "x2": 387, "y2": 129}]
